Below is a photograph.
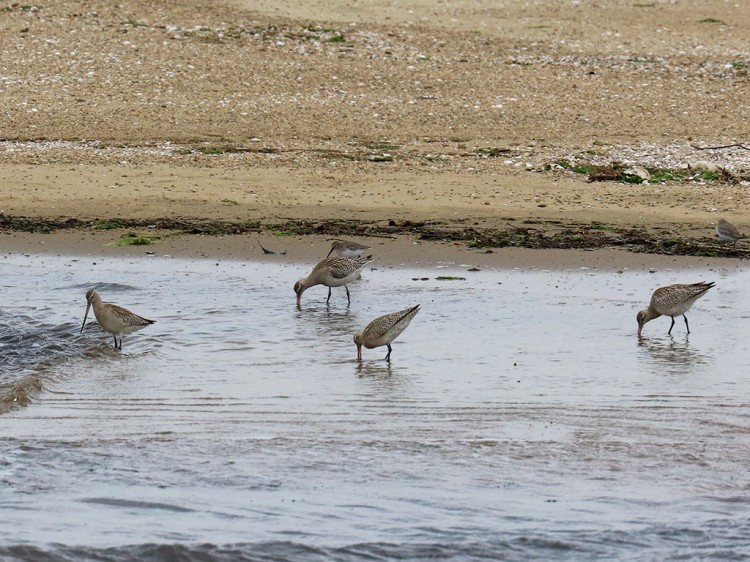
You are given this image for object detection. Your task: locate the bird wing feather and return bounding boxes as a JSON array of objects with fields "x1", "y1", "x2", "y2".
[
  {"x1": 365, "y1": 305, "x2": 420, "y2": 338},
  {"x1": 652, "y1": 282, "x2": 714, "y2": 309}
]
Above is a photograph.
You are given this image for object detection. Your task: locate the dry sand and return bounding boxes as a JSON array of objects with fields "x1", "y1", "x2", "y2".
[{"x1": 0, "y1": 0, "x2": 748, "y2": 259}]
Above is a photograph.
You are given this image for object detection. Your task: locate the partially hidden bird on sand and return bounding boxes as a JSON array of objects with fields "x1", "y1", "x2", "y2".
[
  {"x1": 80, "y1": 288, "x2": 155, "y2": 350},
  {"x1": 258, "y1": 240, "x2": 287, "y2": 255},
  {"x1": 636, "y1": 282, "x2": 714, "y2": 337},
  {"x1": 326, "y1": 239, "x2": 371, "y2": 258},
  {"x1": 716, "y1": 218, "x2": 743, "y2": 246},
  {"x1": 354, "y1": 304, "x2": 420, "y2": 362},
  {"x1": 293, "y1": 255, "x2": 373, "y2": 307}
]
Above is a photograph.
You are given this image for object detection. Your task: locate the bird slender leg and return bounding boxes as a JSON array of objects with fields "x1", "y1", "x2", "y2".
[
  {"x1": 668, "y1": 316, "x2": 676, "y2": 335},
  {"x1": 384, "y1": 344, "x2": 392, "y2": 362},
  {"x1": 683, "y1": 314, "x2": 690, "y2": 334},
  {"x1": 326, "y1": 287, "x2": 332, "y2": 304},
  {"x1": 345, "y1": 286, "x2": 351, "y2": 304},
  {"x1": 113, "y1": 335, "x2": 118, "y2": 349}
]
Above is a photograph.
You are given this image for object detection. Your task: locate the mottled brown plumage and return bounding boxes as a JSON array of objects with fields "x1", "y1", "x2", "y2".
[
  {"x1": 80, "y1": 288, "x2": 155, "y2": 350},
  {"x1": 716, "y1": 218, "x2": 743, "y2": 246},
  {"x1": 354, "y1": 304, "x2": 420, "y2": 361},
  {"x1": 636, "y1": 282, "x2": 714, "y2": 336},
  {"x1": 326, "y1": 239, "x2": 371, "y2": 258},
  {"x1": 294, "y1": 255, "x2": 373, "y2": 306}
]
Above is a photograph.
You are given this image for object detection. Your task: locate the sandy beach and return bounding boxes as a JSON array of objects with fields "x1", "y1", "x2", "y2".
[{"x1": 1, "y1": 0, "x2": 749, "y2": 259}]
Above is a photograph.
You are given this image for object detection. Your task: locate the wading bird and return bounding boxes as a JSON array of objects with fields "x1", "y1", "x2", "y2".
[
  {"x1": 636, "y1": 282, "x2": 714, "y2": 337},
  {"x1": 354, "y1": 304, "x2": 420, "y2": 361},
  {"x1": 294, "y1": 255, "x2": 373, "y2": 307},
  {"x1": 80, "y1": 289, "x2": 155, "y2": 350}
]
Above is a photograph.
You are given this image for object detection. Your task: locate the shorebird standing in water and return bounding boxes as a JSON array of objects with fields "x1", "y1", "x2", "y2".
[
  {"x1": 294, "y1": 255, "x2": 373, "y2": 307},
  {"x1": 326, "y1": 239, "x2": 371, "y2": 258},
  {"x1": 354, "y1": 304, "x2": 420, "y2": 362},
  {"x1": 636, "y1": 282, "x2": 714, "y2": 337},
  {"x1": 716, "y1": 218, "x2": 743, "y2": 246},
  {"x1": 80, "y1": 289, "x2": 155, "y2": 350}
]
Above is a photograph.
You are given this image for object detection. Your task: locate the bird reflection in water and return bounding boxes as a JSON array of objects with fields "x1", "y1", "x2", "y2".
[
  {"x1": 637, "y1": 335, "x2": 712, "y2": 374},
  {"x1": 356, "y1": 361, "x2": 393, "y2": 377}
]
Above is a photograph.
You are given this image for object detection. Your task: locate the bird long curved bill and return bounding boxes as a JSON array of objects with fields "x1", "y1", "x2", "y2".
[{"x1": 80, "y1": 302, "x2": 92, "y2": 334}]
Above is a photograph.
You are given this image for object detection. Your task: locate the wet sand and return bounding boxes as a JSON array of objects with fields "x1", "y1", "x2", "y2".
[{"x1": 2, "y1": 229, "x2": 741, "y2": 274}]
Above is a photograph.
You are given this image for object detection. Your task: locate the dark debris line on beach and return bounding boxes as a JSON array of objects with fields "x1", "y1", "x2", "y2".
[{"x1": 0, "y1": 213, "x2": 746, "y2": 258}]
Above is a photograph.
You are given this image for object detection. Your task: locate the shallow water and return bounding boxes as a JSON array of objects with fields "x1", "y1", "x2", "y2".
[{"x1": 2, "y1": 251, "x2": 750, "y2": 561}]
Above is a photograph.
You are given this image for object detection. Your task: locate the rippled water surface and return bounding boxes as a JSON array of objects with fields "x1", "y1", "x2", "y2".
[{"x1": 2, "y1": 251, "x2": 750, "y2": 561}]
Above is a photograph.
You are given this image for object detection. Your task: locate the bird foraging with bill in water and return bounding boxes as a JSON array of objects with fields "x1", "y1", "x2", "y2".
[
  {"x1": 354, "y1": 304, "x2": 420, "y2": 362},
  {"x1": 293, "y1": 255, "x2": 373, "y2": 307},
  {"x1": 636, "y1": 282, "x2": 714, "y2": 337}
]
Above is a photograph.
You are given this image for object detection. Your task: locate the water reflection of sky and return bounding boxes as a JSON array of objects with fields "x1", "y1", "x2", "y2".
[{"x1": 2, "y1": 251, "x2": 750, "y2": 555}]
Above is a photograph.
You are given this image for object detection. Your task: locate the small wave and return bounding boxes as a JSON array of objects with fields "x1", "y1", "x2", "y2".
[
  {"x1": 1, "y1": 531, "x2": 746, "y2": 562},
  {"x1": 0, "y1": 315, "x2": 91, "y2": 414},
  {"x1": 0, "y1": 540, "x2": 538, "y2": 562},
  {"x1": 80, "y1": 497, "x2": 195, "y2": 513},
  {"x1": 3, "y1": 520, "x2": 750, "y2": 562},
  {"x1": 66, "y1": 282, "x2": 143, "y2": 293},
  {"x1": 0, "y1": 373, "x2": 44, "y2": 413}
]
